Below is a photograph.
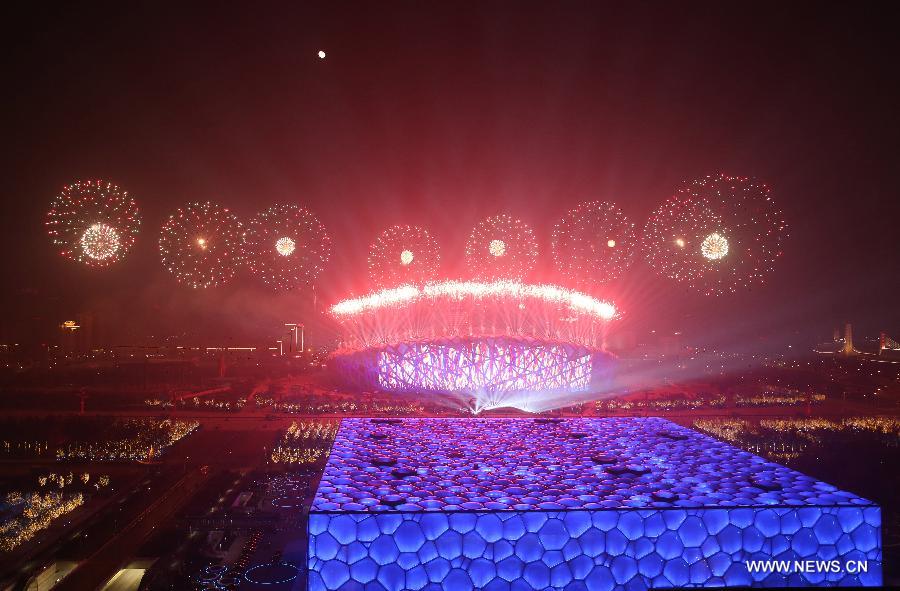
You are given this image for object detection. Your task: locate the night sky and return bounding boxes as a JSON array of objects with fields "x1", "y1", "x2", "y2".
[{"x1": 2, "y1": 2, "x2": 898, "y2": 349}]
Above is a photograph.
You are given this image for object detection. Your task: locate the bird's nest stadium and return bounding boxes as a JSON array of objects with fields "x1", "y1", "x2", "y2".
[{"x1": 329, "y1": 281, "x2": 617, "y2": 411}]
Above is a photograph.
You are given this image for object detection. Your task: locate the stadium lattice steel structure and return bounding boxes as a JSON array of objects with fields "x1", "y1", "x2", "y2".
[{"x1": 329, "y1": 281, "x2": 617, "y2": 406}]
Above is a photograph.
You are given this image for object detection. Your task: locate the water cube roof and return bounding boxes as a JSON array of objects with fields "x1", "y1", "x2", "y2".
[{"x1": 312, "y1": 417, "x2": 873, "y2": 513}]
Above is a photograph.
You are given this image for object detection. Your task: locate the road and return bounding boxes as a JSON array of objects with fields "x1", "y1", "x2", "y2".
[
  {"x1": 53, "y1": 469, "x2": 208, "y2": 591},
  {"x1": 99, "y1": 568, "x2": 146, "y2": 591}
]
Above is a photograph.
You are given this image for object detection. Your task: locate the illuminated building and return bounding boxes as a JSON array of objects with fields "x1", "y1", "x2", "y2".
[
  {"x1": 843, "y1": 322, "x2": 855, "y2": 355},
  {"x1": 329, "y1": 281, "x2": 617, "y2": 410},
  {"x1": 308, "y1": 418, "x2": 882, "y2": 590}
]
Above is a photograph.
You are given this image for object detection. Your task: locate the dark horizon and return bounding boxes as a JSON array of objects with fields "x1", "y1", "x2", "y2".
[{"x1": 2, "y1": 2, "x2": 898, "y2": 349}]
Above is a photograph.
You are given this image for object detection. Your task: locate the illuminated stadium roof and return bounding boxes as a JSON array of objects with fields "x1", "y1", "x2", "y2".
[{"x1": 328, "y1": 281, "x2": 618, "y2": 404}]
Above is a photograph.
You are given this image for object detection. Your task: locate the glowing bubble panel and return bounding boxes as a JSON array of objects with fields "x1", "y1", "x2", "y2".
[{"x1": 308, "y1": 418, "x2": 881, "y2": 589}]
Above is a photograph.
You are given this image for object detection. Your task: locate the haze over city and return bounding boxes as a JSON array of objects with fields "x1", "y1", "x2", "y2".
[{"x1": 1, "y1": 3, "x2": 898, "y2": 349}]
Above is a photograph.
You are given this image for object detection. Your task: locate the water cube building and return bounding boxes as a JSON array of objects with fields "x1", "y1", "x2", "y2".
[{"x1": 308, "y1": 418, "x2": 881, "y2": 589}]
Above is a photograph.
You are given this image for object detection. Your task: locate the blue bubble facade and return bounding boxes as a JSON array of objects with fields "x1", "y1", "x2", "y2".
[{"x1": 308, "y1": 418, "x2": 882, "y2": 589}]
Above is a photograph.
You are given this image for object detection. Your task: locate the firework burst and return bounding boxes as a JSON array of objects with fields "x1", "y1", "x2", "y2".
[
  {"x1": 159, "y1": 202, "x2": 243, "y2": 288},
  {"x1": 368, "y1": 225, "x2": 440, "y2": 288},
  {"x1": 465, "y1": 214, "x2": 538, "y2": 280},
  {"x1": 643, "y1": 174, "x2": 787, "y2": 295},
  {"x1": 243, "y1": 204, "x2": 331, "y2": 291},
  {"x1": 45, "y1": 180, "x2": 140, "y2": 267},
  {"x1": 551, "y1": 201, "x2": 636, "y2": 287}
]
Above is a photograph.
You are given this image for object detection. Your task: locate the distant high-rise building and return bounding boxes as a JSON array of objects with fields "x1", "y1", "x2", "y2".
[
  {"x1": 881, "y1": 332, "x2": 900, "y2": 355},
  {"x1": 285, "y1": 323, "x2": 305, "y2": 353},
  {"x1": 842, "y1": 322, "x2": 854, "y2": 355}
]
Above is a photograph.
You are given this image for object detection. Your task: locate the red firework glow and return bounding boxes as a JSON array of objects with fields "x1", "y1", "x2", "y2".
[
  {"x1": 465, "y1": 215, "x2": 538, "y2": 281},
  {"x1": 552, "y1": 201, "x2": 637, "y2": 287},
  {"x1": 643, "y1": 174, "x2": 788, "y2": 295},
  {"x1": 367, "y1": 225, "x2": 441, "y2": 288},
  {"x1": 331, "y1": 280, "x2": 617, "y2": 350},
  {"x1": 159, "y1": 202, "x2": 243, "y2": 288},
  {"x1": 45, "y1": 180, "x2": 140, "y2": 267},
  {"x1": 243, "y1": 204, "x2": 332, "y2": 291}
]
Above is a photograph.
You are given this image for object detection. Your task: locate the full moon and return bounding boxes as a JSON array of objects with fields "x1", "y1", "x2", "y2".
[{"x1": 317, "y1": 50, "x2": 326, "y2": 59}]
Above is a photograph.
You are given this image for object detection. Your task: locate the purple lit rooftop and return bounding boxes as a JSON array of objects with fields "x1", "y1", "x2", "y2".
[
  {"x1": 308, "y1": 418, "x2": 883, "y2": 588},
  {"x1": 312, "y1": 417, "x2": 874, "y2": 513}
]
